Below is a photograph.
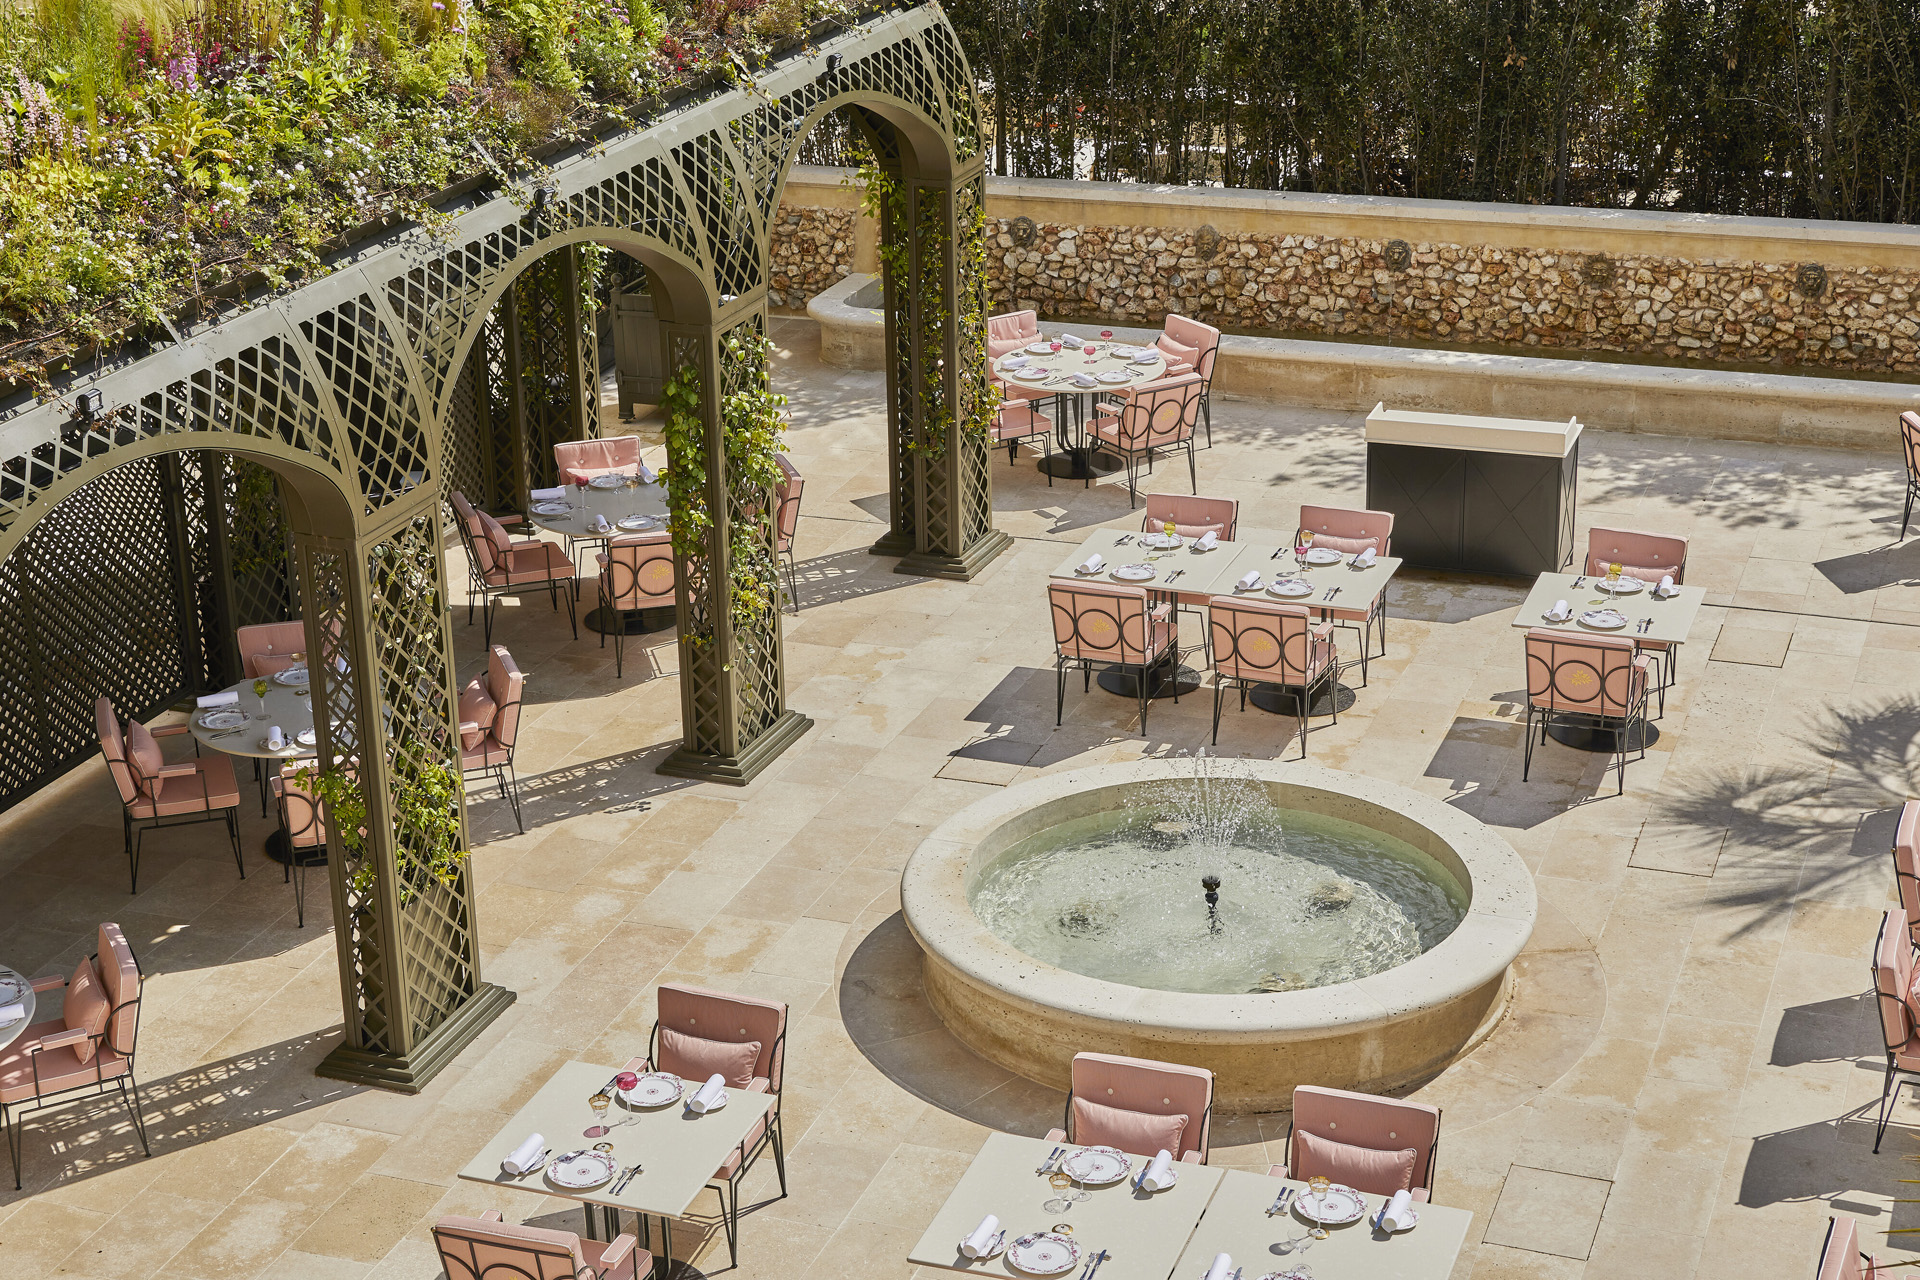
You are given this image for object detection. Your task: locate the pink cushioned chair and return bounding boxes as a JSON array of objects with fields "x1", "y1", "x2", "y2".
[
  {"x1": 774, "y1": 453, "x2": 804, "y2": 612},
  {"x1": 553, "y1": 435, "x2": 644, "y2": 486},
  {"x1": 236, "y1": 621, "x2": 308, "y2": 678},
  {"x1": 2, "y1": 923, "x2": 151, "y2": 1188},
  {"x1": 1894, "y1": 800, "x2": 1920, "y2": 947},
  {"x1": 1871, "y1": 908, "x2": 1920, "y2": 1152},
  {"x1": 452, "y1": 494, "x2": 578, "y2": 646},
  {"x1": 97, "y1": 697, "x2": 243, "y2": 892},
  {"x1": 1585, "y1": 525, "x2": 1690, "y2": 697},
  {"x1": 987, "y1": 310, "x2": 1053, "y2": 408},
  {"x1": 1207, "y1": 598, "x2": 1338, "y2": 758},
  {"x1": 1900, "y1": 412, "x2": 1920, "y2": 540},
  {"x1": 623, "y1": 983, "x2": 787, "y2": 1268},
  {"x1": 1522, "y1": 629, "x2": 1650, "y2": 796},
  {"x1": 1143, "y1": 494, "x2": 1237, "y2": 540},
  {"x1": 1049, "y1": 580, "x2": 1179, "y2": 734},
  {"x1": 1818, "y1": 1214, "x2": 1880, "y2": 1280},
  {"x1": 1043, "y1": 1052, "x2": 1213, "y2": 1164},
  {"x1": 1156, "y1": 314, "x2": 1222, "y2": 445},
  {"x1": 596, "y1": 533, "x2": 676, "y2": 677},
  {"x1": 434, "y1": 1211, "x2": 647, "y2": 1280},
  {"x1": 992, "y1": 401, "x2": 1055, "y2": 482},
  {"x1": 1269, "y1": 1085, "x2": 1442, "y2": 1201},
  {"x1": 272, "y1": 763, "x2": 332, "y2": 928},
  {"x1": 1299, "y1": 504, "x2": 1395, "y2": 678},
  {"x1": 460, "y1": 645, "x2": 527, "y2": 832},
  {"x1": 1088, "y1": 374, "x2": 1205, "y2": 507}
]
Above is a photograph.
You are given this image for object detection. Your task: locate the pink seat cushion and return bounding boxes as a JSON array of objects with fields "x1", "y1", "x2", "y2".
[
  {"x1": 458, "y1": 677, "x2": 497, "y2": 751},
  {"x1": 128, "y1": 754, "x2": 241, "y2": 818},
  {"x1": 0, "y1": 1021, "x2": 128, "y2": 1104},
  {"x1": 1584, "y1": 557, "x2": 1681, "y2": 582},
  {"x1": 126, "y1": 721, "x2": 165, "y2": 788},
  {"x1": 62, "y1": 958, "x2": 110, "y2": 1065},
  {"x1": 657, "y1": 1027, "x2": 761, "y2": 1088},
  {"x1": 1294, "y1": 1129, "x2": 1417, "y2": 1196},
  {"x1": 1071, "y1": 1095, "x2": 1188, "y2": 1158}
]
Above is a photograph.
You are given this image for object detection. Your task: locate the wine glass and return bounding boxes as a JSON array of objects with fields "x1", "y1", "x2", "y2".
[
  {"x1": 1083, "y1": 342, "x2": 1097, "y2": 364},
  {"x1": 252, "y1": 677, "x2": 270, "y2": 720},
  {"x1": 586, "y1": 1091, "x2": 612, "y2": 1137},
  {"x1": 1049, "y1": 339, "x2": 1062, "y2": 354},
  {"x1": 1100, "y1": 329, "x2": 1114, "y2": 347},
  {"x1": 1307, "y1": 1175, "x2": 1332, "y2": 1238},
  {"x1": 1599, "y1": 560, "x2": 1622, "y2": 606},
  {"x1": 1295, "y1": 528, "x2": 1313, "y2": 571}
]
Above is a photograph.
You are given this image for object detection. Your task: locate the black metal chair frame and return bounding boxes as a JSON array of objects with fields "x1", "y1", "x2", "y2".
[
  {"x1": 1873, "y1": 910, "x2": 1920, "y2": 1153},
  {"x1": 1521, "y1": 643, "x2": 1650, "y2": 796},
  {"x1": 1208, "y1": 608, "x2": 1339, "y2": 759},
  {"x1": 994, "y1": 396, "x2": 1056, "y2": 485},
  {"x1": 120, "y1": 722, "x2": 245, "y2": 894},
  {"x1": 4, "y1": 939, "x2": 151, "y2": 1189},
  {"x1": 774, "y1": 472, "x2": 805, "y2": 615},
  {"x1": 461, "y1": 671, "x2": 525, "y2": 833},
  {"x1": 272, "y1": 767, "x2": 331, "y2": 928},
  {"x1": 453, "y1": 512, "x2": 578, "y2": 646},
  {"x1": 1901, "y1": 412, "x2": 1920, "y2": 540},
  {"x1": 637, "y1": 1017, "x2": 789, "y2": 1270}
]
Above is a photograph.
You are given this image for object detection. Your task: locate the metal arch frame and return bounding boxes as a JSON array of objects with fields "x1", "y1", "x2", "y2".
[{"x1": 0, "y1": 1, "x2": 1003, "y2": 1091}]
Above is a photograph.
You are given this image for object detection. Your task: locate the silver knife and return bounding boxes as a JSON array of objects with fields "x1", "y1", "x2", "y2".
[
  {"x1": 1086, "y1": 1249, "x2": 1110, "y2": 1280},
  {"x1": 1036, "y1": 1145, "x2": 1064, "y2": 1174}
]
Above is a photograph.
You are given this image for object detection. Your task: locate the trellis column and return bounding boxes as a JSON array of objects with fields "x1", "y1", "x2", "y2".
[
  {"x1": 506, "y1": 246, "x2": 599, "y2": 494},
  {"x1": 870, "y1": 158, "x2": 1011, "y2": 580},
  {"x1": 656, "y1": 306, "x2": 812, "y2": 785},
  {"x1": 296, "y1": 491, "x2": 513, "y2": 1091}
]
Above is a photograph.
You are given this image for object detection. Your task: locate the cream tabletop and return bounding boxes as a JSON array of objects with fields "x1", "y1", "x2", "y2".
[
  {"x1": 0, "y1": 966, "x2": 37, "y2": 1051},
  {"x1": 1512, "y1": 571, "x2": 1706, "y2": 646},
  {"x1": 907, "y1": 1132, "x2": 1224, "y2": 1280},
  {"x1": 526, "y1": 480, "x2": 669, "y2": 542},
  {"x1": 457, "y1": 1059, "x2": 775, "y2": 1221},
  {"x1": 1215, "y1": 535, "x2": 1404, "y2": 612},
  {"x1": 1048, "y1": 527, "x2": 1247, "y2": 601},
  {"x1": 187, "y1": 674, "x2": 318, "y2": 762},
  {"x1": 1171, "y1": 1168, "x2": 1473, "y2": 1280},
  {"x1": 996, "y1": 332, "x2": 1168, "y2": 397}
]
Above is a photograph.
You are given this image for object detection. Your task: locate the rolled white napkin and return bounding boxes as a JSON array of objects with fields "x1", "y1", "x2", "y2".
[
  {"x1": 0, "y1": 1003, "x2": 23, "y2": 1025},
  {"x1": 686, "y1": 1073, "x2": 727, "y2": 1113},
  {"x1": 1237, "y1": 570, "x2": 1261, "y2": 590},
  {"x1": 1546, "y1": 598, "x2": 1571, "y2": 621},
  {"x1": 1078, "y1": 553, "x2": 1105, "y2": 574},
  {"x1": 636, "y1": 463, "x2": 657, "y2": 484},
  {"x1": 501, "y1": 1132, "x2": 545, "y2": 1175},
  {"x1": 1141, "y1": 1148, "x2": 1176, "y2": 1191},
  {"x1": 1355, "y1": 547, "x2": 1378, "y2": 567},
  {"x1": 959, "y1": 1213, "x2": 1000, "y2": 1258},
  {"x1": 1002, "y1": 353, "x2": 1030, "y2": 368},
  {"x1": 1203, "y1": 1253, "x2": 1232, "y2": 1280},
  {"x1": 591, "y1": 514, "x2": 611, "y2": 533},
  {"x1": 197, "y1": 690, "x2": 239, "y2": 709},
  {"x1": 530, "y1": 486, "x2": 566, "y2": 501},
  {"x1": 1060, "y1": 334, "x2": 1083, "y2": 346},
  {"x1": 1658, "y1": 574, "x2": 1675, "y2": 597},
  {"x1": 268, "y1": 725, "x2": 285, "y2": 750},
  {"x1": 1195, "y1": 530, "x2": 1218, "y2": 551},
  {"x1": 1381, "y1": 1188, "x2": 1416, "y2": 1231},
  {"x1": 1071, "y1": 372, "x2": 1097, "y2": 387}
]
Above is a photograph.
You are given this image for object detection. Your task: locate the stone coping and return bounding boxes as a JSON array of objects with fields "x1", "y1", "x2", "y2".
[
  {"x1": 901, "y1": 759, "x2": 1535, "y2": 1046},
  {"x1": 807, "y1": 271, "x2": 886, "y2": 369}
]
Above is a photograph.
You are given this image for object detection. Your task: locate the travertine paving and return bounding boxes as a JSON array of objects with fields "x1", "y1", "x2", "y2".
[{"x1": 2, "y1": 315, "x2": 1918, "y2": 1279}]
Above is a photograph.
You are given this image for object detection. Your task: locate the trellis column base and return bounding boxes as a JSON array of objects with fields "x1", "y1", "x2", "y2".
[
  {"x1": 315, "y1": 982, "x2": 518, "y2": 1093},
  {"x1": 656, "y1": 709, "x2": 813, "y2": 785},
  {"x1": 889, "y1": 528, "x2": 1013, "y2": 582}
]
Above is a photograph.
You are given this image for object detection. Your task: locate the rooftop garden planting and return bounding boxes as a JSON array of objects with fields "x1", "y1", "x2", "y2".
[{"x1": 0, "y1": 0, "x2": 872, "y2": 388}]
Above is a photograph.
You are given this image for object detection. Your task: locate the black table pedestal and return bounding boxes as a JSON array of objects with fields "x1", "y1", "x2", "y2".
[
  {"x1": 1096, "y1": 661, "x2": 1203, "y2": 701},
  {"x1": 1248, "y1": 681, "x2": 1358, "y2": 718},
  {"x1": 1544, "y1": 714, "x2": 1660, "y2": 753},
  {"x1": 586, "y1": 605, "x2": 674, "y2": 636},
  {"x1": 1040, "y1": 448, "x2": 1125, "y2": 481}
]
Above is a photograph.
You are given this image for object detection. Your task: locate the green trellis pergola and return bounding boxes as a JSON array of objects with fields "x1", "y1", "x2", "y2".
[{"x1": 0, "y1": 1, "x2": 1006, "y2": 1090}]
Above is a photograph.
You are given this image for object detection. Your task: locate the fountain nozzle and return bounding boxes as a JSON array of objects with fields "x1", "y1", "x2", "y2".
[{"x1": 1201, "y1": 874, "x2": 1222, "y2": 934}]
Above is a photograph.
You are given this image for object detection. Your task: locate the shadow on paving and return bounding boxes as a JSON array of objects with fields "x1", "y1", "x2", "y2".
[
  {"x1": 467, "y1": 742, "x2": 692, "y2": 843},
  {"x1": 788, "y1": 546, "x2": 925, "y2": 610},
  {"x1": 1815, "y1": 538, "x2": 1920, "y2": 595}
]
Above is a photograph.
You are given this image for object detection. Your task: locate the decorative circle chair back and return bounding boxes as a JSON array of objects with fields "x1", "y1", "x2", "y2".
[
  {"x1": 1143, "y1": 494, "x2": 1237, "y2": 540},
  {"x1": 987, "y1": 310, "x2": 1039, "y2": 360},
  {"x1": 432, "y1": 1214, "x2": 603, "y2": 1280},
  {"x1": 1298, "y1": 504, "x2": 1394, "y2": 557},
  {"x1": 774, "y1": 454, "x2": 804, "y2": 552},
  {"x1": 1583, "y1": 526, "x2": 1689, "y2": 583},
  {"x1": 276, "y1": 764, "x2": 329, "y2": 850},
  {"x1": 1048, "y1": 582, "x2": 1157, "y2": 665},
  {"x1": 1209, "y1": 599, "x2": 1320, "y2": 683},
  {"x1": 1903, "y1": 411, "x2": 1920, "y2": 480},
  {"x1": 1524, "y1": 631, "x2": 1642, "y2": 717},
  {"x1": 1109, "y1": 376, "x2": 1204, "y2": 452},
  {"x1": 601, "y1": 533, "x2": 677, "y2": 610}
]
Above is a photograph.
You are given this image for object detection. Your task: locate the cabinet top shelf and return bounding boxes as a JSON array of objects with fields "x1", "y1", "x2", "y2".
[{"x1": 1364, "y1": 403, "x2": 1583, "y2": 458}]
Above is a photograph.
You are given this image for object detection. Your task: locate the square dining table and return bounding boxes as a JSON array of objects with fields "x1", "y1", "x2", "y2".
[
  {"x1": 1510, "y1": 570, "x2": 1706, "y2": 647},
  {"x1": 457, "y1": 1060, "x2": 775, "y2": 1278},
  {"x1": 907, "y1": 1132, "x2": 1224, "y2": 1280},
  {"x1": 1170, "y1": 1168, "x2": 1473, "y2": 1280}
]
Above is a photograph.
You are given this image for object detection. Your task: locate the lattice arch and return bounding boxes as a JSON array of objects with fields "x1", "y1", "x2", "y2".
[{"x1": 0, "y1": 1, "x2": 1004, "y2": 1092}]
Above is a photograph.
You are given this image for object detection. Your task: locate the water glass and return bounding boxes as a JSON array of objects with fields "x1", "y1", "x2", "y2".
[{"x1": 586, "y1": 1091, "x2": 611, "y2": 1137}]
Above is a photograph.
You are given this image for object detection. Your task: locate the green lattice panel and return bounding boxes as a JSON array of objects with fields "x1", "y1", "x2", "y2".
[{"x1": 302, "y1": 295, "x2": 432, "y2": 515}]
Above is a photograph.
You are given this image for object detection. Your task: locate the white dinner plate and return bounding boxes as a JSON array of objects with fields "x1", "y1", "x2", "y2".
[
  {"x1": 197, "y1": 710, "x2": 246, "y2": 730},
  {"x1": 1302, "y1": 547, "x2": 1343, "y2": 565},
  {"x1": 1294, "y1": 1183, "x2": 1368, "y2": 1226},
  {"x1": 1073, "y1": 565, "x2": 1105, "y2": 576},
  {"x1": 296, "y1": 728, "x2": 317, "y2": 747},
  {"x1": 1110, "y1": 564, "x2": 1156, "y2": 582},
  {"x1": 1025, "y1": 341, "x2": 1055, "y2": 355},
  {"x1": 618, "y1": 1072, "x2": 684, "y2": 1108},
  {"x1": 546, "y1": 1150, "x2": 618, "y2": 1189},
  {"x1": 1060, "y1": 1144, "x2": 1131, "y2": 1185},
  {"x1": 588, "y1": 475, "x2": 627, "y2": 489},
  {"x1": 273, "y1": 667, "x2": 309, "y2": 686},
  {"x1": 1267, "y1": 579, "x2": 1314, "y2": 597},
  {"x1": 1599, "y1": 576, "x2": 1645, "y2": 594},
  {"x1": 1579, "y1": 610, "x2": 1629, "y2": 630},
  {"x1": 260, "y1": 737, "x2": 295, "y2": 753},
  {"x1": 1138, "y1": 533, "x2": 1182, "y2": 550},
  {"x1": 1096, "y1": 371, "x2": 1132, "y2": 384},
  {"x1": 1014, "y1": 368, "x2": 1052, "y2": 382},
  {"x1": 616, "y1": 515, "x2": 658, "y2": 531},
  {"x1": 532, "y1": 502, "x2": 571, "y2": 516},
  {"x1": 1005, "y1": 1231, "x2": 1080, "y2": 1276},
  {"x1": 1256, "y1": 1270, "x2": 1316, "y2": 1280},
  {"x1": 0, "y1": 972, "x2": 25, "y2": 1003},
  {"x1": 958, "y1": 1230, "x2": 1006, "y2": 1260},
  {"x1": 1373, "y1": 1203, "x2": 1421, "y2": 1232}
]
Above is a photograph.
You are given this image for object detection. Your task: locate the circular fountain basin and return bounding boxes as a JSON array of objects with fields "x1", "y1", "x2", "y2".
[{"x1": 902, "y1": 760, "x2": 1535, "y2": 1111}]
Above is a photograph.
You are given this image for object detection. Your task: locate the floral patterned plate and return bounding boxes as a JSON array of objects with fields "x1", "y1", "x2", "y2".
[
  {"x1": 618, "y1": 1072, "x2": 684, "y2": 1108},
  {"x1": 1060, "y1": 1144, "x2": 1132, "y2": 1185},
  {"x1": 546, "y1": 1150, "x2": 618, "y2": 1189},
  {"x1": 1005, "y1": 1231, "x2": 1080, "y2": 1276}
]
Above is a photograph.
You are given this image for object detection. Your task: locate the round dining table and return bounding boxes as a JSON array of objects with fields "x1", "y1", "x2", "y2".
[
  {"x1": 189, "y1": 671, "x2": 321, "y2": 868},
  {"x1": 0, "y1": 967, "x2": 37, "y2": 1051},
  {"x1": 995, "y1": 334, "x2": 1169, "y2": 480},
  {"x1": 526, "y1": 478, "x2": 672, "y2": 635}
]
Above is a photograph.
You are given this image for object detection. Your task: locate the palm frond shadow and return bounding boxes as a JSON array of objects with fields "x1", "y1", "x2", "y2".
[{"x1": 1579, "y1": 436, "x2": 1901, "y2": 530}]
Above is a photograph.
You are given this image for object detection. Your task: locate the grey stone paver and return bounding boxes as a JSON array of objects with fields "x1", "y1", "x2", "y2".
[{"x1": 1, "y1": 315, "x2": 1917, "y2": 1278}]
